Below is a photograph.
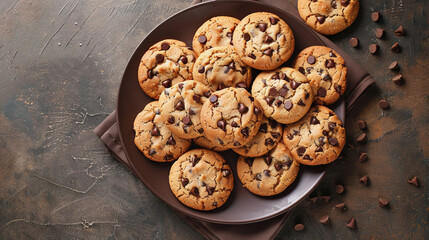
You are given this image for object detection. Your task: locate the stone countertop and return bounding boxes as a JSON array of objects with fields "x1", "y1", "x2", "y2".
[{"x1": 0, "y1": 0, "x2": 427, "y2": 239}]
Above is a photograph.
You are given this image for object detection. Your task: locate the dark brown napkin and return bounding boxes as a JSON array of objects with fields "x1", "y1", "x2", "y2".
[{"x1": 94, "y1": 0, "x2": 375, "y2": 239}]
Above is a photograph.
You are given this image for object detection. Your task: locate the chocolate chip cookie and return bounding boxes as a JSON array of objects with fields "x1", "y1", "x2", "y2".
[
  {"x1": 193, "y1": 46, "x2": 252, "y2": 92},
  {"x1": 133, "y1": 101, "x2": 191, "y2": 162},
  {"x1": 251, "y1": 67, "x2": 314, "y2": 124},
  {"x1": 200, "y1": 88, "x2": 263, "y2": 148},
  {"x1": 293, "y1": 46, "x2": 347, "y2": 105},
  {"x1": 236, "y1": 142, "x2": 300, "y2": 196},
  {"x1": 169, "y1": 149, "x2": 234, "y2": 211},
  {"x1": 233, "y1": 117, "x2": 283, "y2": 157},
  {"x1": 193, "y1": 135, "x2": 230, "y2": 152},
  {"x1": 138, "y1": 39, "x2": 196, "y2": 99},
  {"x1": 192, "y1": 16, "x2": 240, "y2": 56},
  {"x1": 282, "y1": 105, "x2": 345, "y2": 165},
  {"x1": 297, "y1": 0, "x2": 360, "y2": 35},
  {"x1": 159, "y1": 80, "x2": 211, "y2": 139},
  {"x1": 232, "y1": 12, "x2": 295, "y2": 70}
]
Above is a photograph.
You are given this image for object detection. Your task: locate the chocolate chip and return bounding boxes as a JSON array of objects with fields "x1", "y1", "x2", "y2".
[
  {"x1": 341, "y1": 0, "x2": 350, "y2": 6},
  {"x1": 329, "y1": 137, "x2": 339, "y2": 146},
  {"x1": 257, "y1": 124, "x2": 267, "y2": 133},
  {"x1": 310, "y1": 116, "x2": 320, "y2": 125},
  {"x1": 394, "y1": 25, "x2": 405, "y2": 36},
  {"x1": 181, "y1": 178, "x2": 189, "y2": 187},
  {"x1": 392, "y1": 74, "x2": 403, "y2": 84},
  {"x1": 254, "y1": 107, "x2": 261, "y2": 115},
  {"x1": 271, "y1": 132, "x2": 280, "y2": 139},
  {"x1": 151, "y1": 126, "x2": 160, "y2": 136},
  {"x1": 148, "y1": 149, "x2": 156, "y2": 155},
  {"x1": 167, "y1": 136, "x2": 176, "y2": 146},
  {"x1": 222, "y1": 169, "x2": 232, "y2": 177},
  {"x1": 178, "y1": 83, "x2": 184, "y2": 90},
  {"x1": 274, "y1": 161, "x2": 283, "y2": 171},
  {"x1": 375, "y1": 28, "x2": 384, "y2": 38},
  {"x1": 242, "y1": 32, "x2": 251, "y2": 42},
  {"x1": 233, "y1": 141, "x2": 240, "y2": 146},
  {"x1": 279, "y1": 72, "x2": 286, "y2": 80},
  {"x1": 147, "y1": 69, "x2": 154, "y2": 78},
  {"x1": 336, "y1": 184, "x2": 345, "y2": 194},
  {"x1": 263, "y1": 169, "x2": 270, "y2": 176},
  {"x1": 320, "y1": 215, "x2": 330, "y2": 224},
  {"x1": 198, "y1": 66, "x2": 205, "y2": 73},
  {"x1": 164, "y1": 154, "x2": 173, "y2": 160},
  {"x1": 231, "y1": 121, "x2": 238, "y2": 128},
  {"x1": 307, "y1": 56, "x2": 316, "y2": 64},
  {"x1": 331, "y1": 0, "x2": 337, "y2": 8},
  {"x1": 297, "y1": 147, "x2": 306, "y2": 156},
  {"x1": 268, "y1": 119, "x2": 278, "y2": 128},
  {"x1": 265, "y1": 97, "x2": 274, "y2": 106},
  {"x1": 379, "y1": 197, "x2": 389, "y2": 208},
  {"x1": 183, "y1": 116, "x2": 192, "y2": 125},
  {"x1": 190, "y1": 155, "x2": 200, "y2": 167},
  {"x1": 359, "y1": 152, "x2": 368, "y2": 162},
  {"x1": 391, "y1": 42, "x2": 401, "y2": 53},
  {"x1": 168, "y1": 116, "x2": 175, "y2": 124},
  {"x1": 269, "y1": 17, "x2": 279, "y2": 25},
  {"x1": 274, "y1": 99, "x2": 282, "y2": 107},
  {"x1": 236, "y1": 82, "x2": 247, "y2": 89},
  {"x1": 334, "y1": 84, "x2": 342, "y2": 93},
  {"x1": 325, "y1": 59, "x2": 335, "y2": 68},
  {"x1": 263, "y1": 156, "x2": 272, "y2": 166},
  {"x1": 155, "y1": 54, "x2": 164, "y2": 63},
  {"x1": 241, "y1": 127, "x2": 249, "y2": 137},
  {"x1": 303, "y1": 155, "x2": 313, "y2": 160},
  {"x1": 210, "y1": 95, "x2": 218, "y2": 103},
  {"x1": 284, "y1": 101, "x2": 293, "y2": 110},
  {"x1": 198, "y1": 128, "x2": 204, "y2": 133},
  {"x1": 378, "y1": 99, "x2": 389, "y2": 109},
  {"x1": 359, "y1": 175, "x2": 369, "y2": 186},
  {"x1": 198, "y1": 35, "x2": 207, "y2": 44},
  {"x1": 263, "y1": 138, "x2": 273, "y2": 146},
  {"x1": 278, "y1": 88, "x2": 288, "y2": 97},
  {"x1": 161, "y1": 42, "x2": 170, "y2": 50},
  {"x1": 349, "y1": 37, "x2": 359, "y2": 47},
  {"x1": 218, "y1": 83, "x2": 227, "y2": 90},
  {"x1": 372, "y1": 11, "x2": 380, "y2": 22},
  {"x1": 175, "y1": 100, "x2": 185, "y2": 110},
  {"x1": 328, "y1": 122, "x2": 336, "y2": 130},
  {"x1": 264, "y1": 35, "x2": 273, "y2": 43},
  {"x1": 329, "y1": 51, "x2": 336, "y2": 57},
  {"x1": 317, "y1": 87, "x2": 327, "y2": 97},
  {"x1": 206, "y1": 186, "x2": 215, "y2": 195},
  {"x1": 408, "y1": 176, "x2": 419, "y2": 187},
  {"x1": 162, "y1": 80, "x2": 172, "y2": 88},
  {"x1": 255, "y1": 173, "x2": 262, "y2": 181},
  {"x1": 290, "y1": 80, "x2": 301, "y2": 90},
  {"x1": 258, "y1": 23, "x2": 267, "y2": 32},
  {"x1": 389, "y1": 61, "x2": 400, "y2": 71},
  {"x1": 369, "y1": 44, "x2": 379, "y2": 54},
  {"x1": 268, "y1": 88, "x2": 278, "y2": 97},
  {"x1": 190, "y1": 187, "x2": 199, "y2": 197},
  {"x1": 248, "y1": 53, "x2": 256, "y2": 59},
  {"x1": 217, "y1": 119, "x2": 226, "y2": 131},
  {"x1": 322, "y1": 130, "x2": 329, "y2": 136},
  {"x1": 298, "y1": 67, "x2": 305, "y2": 74},
  {"x1": 346, "y1": 218, "x2": 357, "y2": 229},
  {"x1": 249, "y1": 96, "x2": 254, "y2": 101},
  {"x1": 294, "y1": 223, "x2": 304, "y2": 232},
  {"x1": 244, "y1": 157, "x2": 254, "y2": 167},
  {"x1": 263, "y1": 48, "x2": 273, "y2": 57},
  {"x1": 315, "y1": 146, "x2": 323, "y2": 152},
  {"x1": 316, "y1": 14, "x2": 325, "y2": 24},
  {"x1": 238, "y1": 103, "x2": 249, "y2": 113}
]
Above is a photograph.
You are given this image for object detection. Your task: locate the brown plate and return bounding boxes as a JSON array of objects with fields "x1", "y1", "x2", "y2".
[{"x1": 117, "y1": 0, "x2": 345, "y2": 224}]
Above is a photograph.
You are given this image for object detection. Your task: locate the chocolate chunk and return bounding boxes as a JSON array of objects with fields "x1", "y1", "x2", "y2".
[
  {"x1": 349, "y1": 37, "x2": 359, "y2": 47},
  {"x1": 375, "y1": 28, "x2": 384, "y2": 38},
  {"x1": 331, "y1": 0, "x2": 337, "y2": 8},
  {"x1": 264, "y1": 35, "x2": 273, "y2": 43},
  {"x1": 255, "y1": 173, "x2": 262, "y2": 181},
  {"x1": 155, "y1": 54, "x2": 164, "y2": 63},
  {"x1": 379, "y1": 197, "x2": 389, "y2": 208},
  {"x1": 168, "y1": 116, "x2": 175, "y2": 124},
  {"x1": 378, "y1": 99, "x2": 389, "y2": 109},
  {"x1": 254, "y1": 107, "x2": 261, "y2": 115},
  {"x1": 217, "y1": 119, "x2": 226, "y2": 131},
  {"x1": 198, "y1": 66, "x2": 205, "y2": 73},
  {"x1": 274, "y1": 99, "x2": 282, "y2": 107},
  {"x1": 243, "y1": 33, "x2": 251, "y2": 41},
  {"x1": 147, "y1": 69, "x2": 154, "y2": 78},
  {"x1": 290, "y1": 80, "x2": 301, "y2": 90},
  {"x1": 303, "y1": 155, "x2": 312, "y2": 160},
  {"x1": 294, "y1": 223, "x2": 304, "y2": 232},
  {"x1": 258, "y1": 23, "x2": 267, "y2": 32},
  {"x1": 178, "y1": 55, "x2": 188, "y2": 64},
  {"x1": 329, "y1": 137, "x2": 339, "y2": 146},
  {"x1": 235, "y1": 82, "x2": 247, "y2": 89},
  {"x1": 183, "y1": 116, "x2": 192, "y2": 125},
  {"x1": 359, "y1": 175, "x2": 369, "y2": 186},
  {"x1": 316, "y1": 14, "x2": 325, "y2": 24},
  {"x1": 241, "y1": 127, "x2": 249, "y2": 137},
  {"x1": 391, "y1": 42, "x2": 401, "y2": 53},
  {"x1": 320, "y1": 215, "x2": 330, "y2": 225},
  {"x1": 248, "y1": 53, "x2": 256, "y2": 59},
  {"x1": 329, "y1": 51, "x2": 337, "y2": 57},
  {"x1": 372, "y1": 11, "x2": 380, "y2": 22},
  {"x1": 265, "y1": 138, "x2": 274, "y2": 146},
  {"x1": 315, "y1": 146, "x2": 323, "y2": 152},
  {"x1": 394, "y1": 25, "x2": 405, "y2": 36},
  {"x1": 269, "y1": 17, "x2": 279, "y2": 25},
  {"x1": 334, "y1": 84, "x2": 342, "y2": 93},
  {"x1": 210, "y1": 95, "x2": 218, "y2": 103},
  {"x1": 263, "y1": 48, "x2": 273, "y2": 56},
  {"x1": 198, "y1": 35, "x2": 207, "y2": 44},
  {"x1": 346, "y1": 218, "x2": 357, "y2": 229},
  {"x1": 310, "y1": 116, "x2": 320, "y2": 125},
  {"x1": 162, "y1": 80, "x2": 172, "y2": 88},
  {"x1": 231, "y1": 121, "x2": 238, "y2": 128},
  {"x1": 278, "y1": 88, "x2": 288, "y2": 97},
  {"x1": 269, "y1": 87, "x2": 278, "y2": 96},
  {"x1": 369, "y1": 44, "x2": 379, "y2": 54},
  {"x1": 271, "y1": 73, "x2": 280, "y2": 79},
  {"x1": 190, "y1": 95, "x2": 201, "y2": 104},
  {"x1": 284, "y1": 101, "x2": 293, "y2": 110},
  {"x1": 297, "y1": 147, "x2": 306, "y2": 156},
  {"x1": 317, "y1": 87, "x2": 327, "y2": 97},
  {"x1": 265, "y1": 97, "x2": 275, "y2": 106},
  {"x1": 408, "y1": 176, "x2": 419, "y2": 187},
  {"x1": 259, "y1": 123, "x2": 268, "y2": 133},
  {"x1": 341, "y1": 0, "x2": 350, "y2": 6},
  {"x1": 190, "y1": 187, "x2": 199, "y2": 197},
  {"x1": 271, "y1": 132, "x2": 280, "y2": 139},
  {"x1": 392, "y1": 74, "x2": 403, "y2": 84},
  {"x1": 191, "y1": 155, "x2": 200, "y2": 167},
  {"x1": 175, "y1": 100, "x2": 185, "y2": 110},
  {"x1": 167, "y1": 136, "x2": 176, "y2": 146},
  {"x1": 238, "y1": 103, "x2": 249, "y2": 113},
  {"x1": 264, "y1": 156, "x2": 272, "y2": 166},
  {"x1": 307, "y1": 56, "x2": 316, "y2": 64},
  {"x1": 263, "y1": 169, "x2": 270, "y2": 176},
  {"x1": 161, "y1": 42, "x2": 170, "y2": 50},
  {"x1": 298, "y1": 67, "x2": 305, "y2": 74},
  {"x1": 336, "y1": 184, "x2": 345, "y2": 194},
  {"x1": 222, "y1": 169, "x2": 232, "y2": 178},
  {"x1": 389, "y1": 61, "x2": 400, "y2": 71},
  {"x1": 268, "y1": 119, "x2": 278, "y2": 128},
  {"x1": 148, "y1": 149, "x2": 156, "y2": 155},
  {"x1": 164, "y1": 154, "x2": 174, "y2": 160},
  {"x1": 181, "y1": 178, "x2": 189, "y2": 187},
  {"x1": 328, "y1": 122, "x2": 336, "y2": 130},
  {"x1": 206, "y1": 186, "x2": 215, "y2": 195},
  {"x1": 244, "y1": 157, "x2": 254, "y2": 167},
  {"x1": 151, "y1": 126, "x2": 160, "y2": 136},
  {"x1": 274, "y1": 161, "x2": 283, "y2": 171},
  {"x1": 325, "y1": 59, "x2": 335, "y2": 68},
  {"x1": 359, "y1": 152, "x2": 368, "y2": 162},
  {"x1": 293, "y1": 100, "x2": 304, "y2": 107}
]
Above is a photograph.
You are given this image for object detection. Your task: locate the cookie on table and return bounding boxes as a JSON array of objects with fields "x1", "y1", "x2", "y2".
[
  {"x1": 200, "y1": 88, "x2": 263, "y2": 149},
  {"x1": 193, "y1": 46, "x2": 252, "y2": 92},
  {"x1": 133, "y1": 101, "x2": 191, "y2": 162},
  {"x1": 232, "y1": 12, "x2": 295, "y2": 70},
  {"x1": 233, "y1": 117, "x2": 283, "y2": 157},
  {"x1": 192, "y1": 16, "x2": 240, "y2": 56},
  {"x1": 159, "y1": 80, "x2": 211, "y2": 139},
  {"x1": 169, "y1": 149, "x2": 234, "y2": 211},
  {"x1": 283, "y1": 105, "x2": 345, "y2": 166},
  {"x1": 236, "y1": 142, "x2": 300, "y2": 196},
  {"x1": 138, "y1": 39, "x2": 196, "y2": 99},
  {"x1": 193, "y1": 135, "x2": 230, "y2": 152},
  {"x1": 251, "y1": 67, "x2": 313, "y2": 124},
  {"x1": 293, "y1": 46, "x2": 347, "y2": 105},
  {"x1": 297, "y1": 0, "x2": 359, "y2": 35}
]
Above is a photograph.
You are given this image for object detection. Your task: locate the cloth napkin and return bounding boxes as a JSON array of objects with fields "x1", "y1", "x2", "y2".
[{"x1": 94, "y1": 0, "x2": 375, "y2": 239}]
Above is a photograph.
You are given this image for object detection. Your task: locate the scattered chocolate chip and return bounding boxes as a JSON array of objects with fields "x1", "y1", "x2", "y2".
[
  {"x1": 255, "y1": 173, "x2": 262, "y2": 181},
  {"x1": 320, "y1": 215, "x2": 330, "y2": 224},
  {"x1": 190, "y1": 187, "x2": 199, "y2": 197},
  {"x1": 325, "y1": 59, "x2": 336, "y2": 68},
  {"x1": 341, "y1": 0, "x2": 350, "y2": 6},
  {"x1": 264, "y1": 35, "x2": 273, "y2": 43},
  {"x1": 310, "y1": 116, "x2": 320, "y2": 125},
  {"x1": 303, "y1": 155, "x2": 313, "y2": 160},
  {"x1": 175, "y1": 100, "x2": 185, "y2": 110},
  {"x1": 278, "y1": 88, "x2": 288, "y2": 97},
  {"x1": 269, "y1": 17, "x2": 279, "y2": 25},
  {"x1": 331, "y1": 0, "x2": 337, "y2": 8},
  {"x1": 349, "y1": 37, "x2": 359, "y2": 47},
  {"x1": 298, "y1": 67, "x2": 305, "y2": 74},
  {"x1": 198, "y1": 128, "x2": 204, "y2": 133},
  {"x1": 254, "y1": 107, "x2": 261, "y2": 115},
  {"x1": 178, "y1": 83, "x2": 184, "y2": 90},
  {"x1": 346, "y1": 218, "x2": 357, "y2": 229},
  {"x1": 222, "y1": 169, "x2": 232, "y2": 177},
  {"x1": 379, "y1": 197, "x2": 389, "y2": 208},
  {"x1": 328, "y1": 122, "x2": 336, "y2": 130},
  {"x1": 329, "y1": 137, "x2": 339, "y2": 146},
  {"x1": 317, "y1": 87, "x2": 327, "y2": 97},
  {"x1": 356, "y1": 133, "x2": 367, "y2": 143},
  {"x1": 273, "y1": 99, "x2": 281, "y2": 107},
  {"x1": 359, "y1": 175, "x2": 369, "y2": 186},
  {"x1": 248, "y1": 53, "x2": 256, "y2": 59},
  {"x1": 249, "y1": 96, "x2": 254, "y2": 101},
  {"x1": 241, "y1": 127, "x2": 249, "y2": 137},
  {"x1": 231, "y1": 121, "x2": 238, "y2": 128},
  {"x1": 297, "y1": 147, "x2": 306, "y2": 156},
  {"x1": 206, "y1": 186, "x2": 215, "y2": 195},
  {"x1": 183, "y1": 116, "x2": 192, "y2": 125},
  {"x1": 392, "y1": 74, "x2": 403, "y2": 84},
  {"x1": 290, "y1": 80, "x2": 301, "y2": 90},
  {"x1": 359, "y1": 152, "x2": 368, "y2": 162},
  {"x1": 394, "y1": 25, "x2": 405, "y2": 36},
  {"x1": 375, "y1": 28, "x2": 384, "y2": 38},
  {"x1": 233, "y1": 141, "x2": 240, "y2": 146},
  {"x1": 371, "y1": 11, "x2": 380, "y2": 22},
  {"x1": 243, "y1": 33, "x2": 250, "y2": 41},
  {"x1": 168, "y1": 116, "x2": 175, "y2": 124},
  {"x1": 329, "y1": 51, "x2": 337, "y2": 57},
  {"x1": 263, "y1": 169, "x2": 271, "y2": 176},
  {"x1": 408, "y1": 176, "x2": 419, "y2": 187},
  {"x1": 269, "y1": 87, "x2": 278, "y2": 96},
  {"x1": 162, "y1": 80, "x2": 172, "y2": 88},
  {"x1": 258, "y1": 23, "x2": 267, "y2": 32},
  {"x1": 161, "y1": 42, "x2": 170, "y2": 50},
  {"x1": 181, "y1": 178, "x2": 189, "y2": 187},
  {"x1": 265, "y1": 97, "x2": 275, "y2": 106},
  {"x1": 245, "y1": 157, "x2": 254, "y2": 167},
  {"x1": 263, "y1": 48, "x2": 273, "y2": 56},
  {"x1": 357, "y1": 120, "x2": 366, "y2": 130},
  {"x1": 378, "y1": 99, "x2": 389, "y2": 109},
  {"x1": 190, "y1": 156, "x2": 200, "y2": 167},
  {"x1": 147, "y1": 69, "x2": 154, "y2": 79},
  {"x1": 259, "y1": 123, "x2": 268, "y2": 133},
  {"x1": 369, "y1": 44, "x2": 379, "y2": 54},
  {"x1": 268, "y1": 119, "x2": 278, "y2": 128},
  {"x1": 273, "y1": 161, "x2": 283, "y2": 171},
  {"x1": 210, "y1": 95, "x2": 218, "y2": 103},
  {"x1": 315, "y1": 146, "x2": 323, "y2": 152},
  {"x1": 284, "y1": 101, "x2": 293, "y2": 110},
  {"x1": 198, "y1": 35, "x2": 207, "y2": 44},
  {"x1": 334, "y1": 84, "x2": 342, "y2": 93},
  {"x1": 316, "y1": 14, "x2": 325, "y2": 24},
  {"x1": 305, "y1": 91, "x2": 310, "y2": 98},
  {"x1": 336, "y1": 184, "x2": 345, "y2": 194},
  {"x1": 389, "y1": 61, "x2": 400, "y2": 71},
  {"x1": 297, "y1": 99, "x2": 305, "y2": 106},
  {"x1": 322, "y1": 130, "x2": 329, "y2": 136},
  {"x1": 294, "y1": 223, "x2": 304, "y2": 232},
  {"x1": 264, "y1": 138, "x2": 274, "y2": 146},
  {"x1": 238, "y1": 103, "x2": 249, "y2": 114},
  {"x1": 148, "y1": 149, "x2": 156, "y2": 155},
  {"x1": 198, "y1": 66, "x2": 205, "y2": 73},
  {"x1": 151, "y1": 126, "x2": 160, "y2": 136},
  {"x1": 217, "y1": 119, "x2": 226, "y2": 131},
  {"x1": 391, "y1": 42, "x2": 401, "y2": 53},
  {"x1": 307, "y1": 56, "x2": 316, "y2": 64},
  {"x1": 236, "y1": 82, "x2": 247, "y2": 88},
  {"x1": 167, "y1": 136, "x2": 176, "y2": 146},
  {"x1": 335, "y1": 202, "x2": 346, "y2": 211},
  {"x1": 271, "y1": 132, "x2": 280, "y2": 139},
  {"x1": 155, "y1": 54, "x2": 164, "y2": 63},
  {"x1": 164, "y1": 154, "x2": 174, "y2": 160}
]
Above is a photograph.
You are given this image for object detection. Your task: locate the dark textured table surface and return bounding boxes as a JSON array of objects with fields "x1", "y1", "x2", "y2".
[{"x1": 0, "y1": 0, "x2": 428, "y2": 239}]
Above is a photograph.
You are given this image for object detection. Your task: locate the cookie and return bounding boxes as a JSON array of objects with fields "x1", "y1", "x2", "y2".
[
  {"x1": 251, "y1": 67, "x2": 314, "y2": 124},
  {"x1": 282, "y1": 105, "x2": 345, "y2": 165},
  {"x1": 232, "y1": 12, "x2": 295, "y2": 70},
  {"x1": 169, "y1": 149, "x2": 234, "y2": 211},
  {"x1": 297, "y1": 0, "x2": 360, "y2": 35},
  {"x1": 133, "y1": 101, "x2": 191, "y2": 162},
  {"x1": 138, "y1": 39, "x2": 196, "y2": 99},
  {"x1": 236, "y1": 142, "x2": 300, "y2": 196},
  {"x1": 193, "y1": 135, "x2": 230, "y2": 152},
  {"x1": 193, "y1": 46, "x2": 252, "y2": 92},
  {"x1": 233, "y1": 117, "x2": 283, "y2": 157},
  {"x1": 200, "y1": 88, "x2": 263, "y2": 149},
  {"x1": 293, "y1": 46, "x2": 347, "y2": 105},
  {"x1": 192, "y1": 16, "x2": 240, "y2": 56},
  {"x1": 159, "y1": 80, "x2": 211, "y2": 139}
]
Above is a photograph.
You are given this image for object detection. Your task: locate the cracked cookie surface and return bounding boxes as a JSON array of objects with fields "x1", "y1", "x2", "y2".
[
  {"x1": 138, "y1": 39, "x2": 196, "y2": 99},
  {"x1": 232, "y1": 12, "x2": 295, "y2": 70},
  {"x1": 282, "y1": 105, "x2": 345, "y2": 165},
  {"x1": 251, "y1": 67, "x2": 314, "y2": 124},
  {"x1": 297, "y1": 0, "x2": 360, "y2": 35},
  {"x1": 193, "y1": 46, "x2": 252, "y2": 92},
  {"x1": 236, "y1": 142, "x2": 300, "y2": 196},
  {"x1": 159, "y1": 80, "x2": 211, "y2": 139},
  {"x1": 200, "y1": 88, "x2": 263, "y2": 149},
  {"x1": 192, "y1": 16, "x2": 240, "y2": 56},
  {"x1": 169, "y1": 149, "x2": 234, "y2": 211},
  {"x1": 233, "y1": 117, "x2": 283, "y2": 157},
  {"x1": 133, "y1": 101, "x2": 191, "y2": 162},
  {"x1": 293, "y1": 46, "x2": 347, "y2": 105}
]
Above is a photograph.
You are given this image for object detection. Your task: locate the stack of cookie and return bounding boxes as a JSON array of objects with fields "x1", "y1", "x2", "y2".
[{"x1": 133, "y1": 12, "x2": 346, "y2": 211}]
